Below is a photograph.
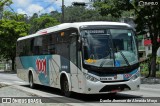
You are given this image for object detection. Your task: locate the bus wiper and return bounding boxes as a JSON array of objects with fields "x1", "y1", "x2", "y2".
[
  {"x1": 99, "y1": 34, "x2": 112, "y2": 67},
  {"x1": 117, "y1": 50, "x2": 130, "y2": 66}
]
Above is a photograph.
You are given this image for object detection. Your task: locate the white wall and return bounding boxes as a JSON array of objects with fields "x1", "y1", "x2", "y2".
[
  {"x1": 145, "y1": 46, "x2": 160, "y2": 57},
  {"x1": 157, "y1": 47, "x2": 160, "y2": 57},
  {"x1": 145, "y1": 45, "x2": 152, "y2": 57}
]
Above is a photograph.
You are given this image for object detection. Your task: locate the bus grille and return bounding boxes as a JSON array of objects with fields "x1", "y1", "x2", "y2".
[
  {"x1": 99, "y1": 84, "x2": 131, "y2": 92},
  {"x1": 100, "y1": 80, "x2": 128, "y2": 83}
]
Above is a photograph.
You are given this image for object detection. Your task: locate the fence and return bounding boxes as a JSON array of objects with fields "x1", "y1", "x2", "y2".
[{"x1": 0, "y1": 61, "x2": 11, "y2": 71}]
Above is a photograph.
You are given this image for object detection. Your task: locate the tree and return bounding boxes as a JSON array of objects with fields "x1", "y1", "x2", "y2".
[
  {"x1": 0, "y1": 19, "x2": 30, "y2": 70},
  {"x1": 64, "y1": 6, "x2": 118, "y2": 22},
  {"x1": 0, "y1": 0, "x2": 12, "y2": 10},
  {"x1": 134, "y1": 1, "x2": 160, "y2": 77},
  {"x1": 29, "y1": 13, "x2": 38, "y2": 22},
  {"x1": 0, "y1": 11, "x2": 30, "y2": 71},
  {"x1": 93, "y1": 0, "x2": 133, "y2": 18},
  {"x1": 2, "y1": 11, "x2": 28, "y2": 21},
  {"x1": 0, "y1": 0, "x2": 12, "y2": 19},
  {"x1": 94, "y1": 0, "x2": 160, "y2": 77},
  {"x1": 50, "y1": 11, "x2": 61, "y2": 22},
  {"x1": 29, "y1": 14, "x2": 60, "y2": 34}
]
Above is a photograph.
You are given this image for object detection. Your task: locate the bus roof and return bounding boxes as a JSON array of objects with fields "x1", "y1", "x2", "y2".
[{"x1": 17, "y1": 21, "x2": 131, "y2": 41}]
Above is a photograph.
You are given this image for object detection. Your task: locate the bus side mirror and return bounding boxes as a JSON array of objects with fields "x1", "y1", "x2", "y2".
[
  {"x1": 70, "y1": 32, "x2": 77, "y2": 38},
  {"x1": 69, "y1": 32, "x2": 77, "y2": 43}
]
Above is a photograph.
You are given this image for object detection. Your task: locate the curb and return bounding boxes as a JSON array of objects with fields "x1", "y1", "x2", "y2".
[
  {"x1": 141, "y1": 77, "x2": 160, "y2": 84},
  {"x1": 0, "y1": 71, "x2": 16, "y2": 74}
]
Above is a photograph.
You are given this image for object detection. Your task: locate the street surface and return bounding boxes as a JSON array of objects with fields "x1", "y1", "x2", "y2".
[{"x1": 0, "y1": 72, "x2": 160, "y2": 106}]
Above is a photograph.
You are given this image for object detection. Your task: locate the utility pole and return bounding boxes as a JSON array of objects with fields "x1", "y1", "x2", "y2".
[{"x1": 62, "y1": 0, "x2": 64, "y2": 23}]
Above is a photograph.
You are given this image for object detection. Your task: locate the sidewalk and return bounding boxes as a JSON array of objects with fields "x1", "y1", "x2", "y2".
[
  {"x1": 0, "y1": 83, "x2": 33, "y2": 97},
  {"x1": 141, "y1": 77, "x2": 160, "y2": 84},
  {"x1": 0, "y1": 83, "x2": 68, "y2": 106},
  {"x1": 0, "y1": 70, "x2": 16, "y2": 74}
]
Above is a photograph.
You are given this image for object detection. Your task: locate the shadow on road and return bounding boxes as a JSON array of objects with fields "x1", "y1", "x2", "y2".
[{"x1": 21, "y1": 84, "x2": 142, "y2": 102}]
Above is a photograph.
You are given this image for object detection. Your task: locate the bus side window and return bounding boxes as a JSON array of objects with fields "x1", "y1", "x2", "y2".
[
  {"x1": 17, "y1": 41, "x2": 22, "y2": 56},
  {"x1": 33, "y1": 37, "x2": 42, "y2": 55},
  {"x1": 30, "y1": 38, "x2": 34, "y2": 55},
  {"x1": 42, "y1": 35, "x2": 49, "y2": 55},
  {"x1": 19, "y1": 41, "x2": 26, "y2": 56},
  {"x1": 48, "y1": 33, "x2": 57, "y2": 54}
]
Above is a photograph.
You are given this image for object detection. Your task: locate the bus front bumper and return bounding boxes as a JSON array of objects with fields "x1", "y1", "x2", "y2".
[{"x1": 83, "y1": 77, "x2": 140, "y2": 94}]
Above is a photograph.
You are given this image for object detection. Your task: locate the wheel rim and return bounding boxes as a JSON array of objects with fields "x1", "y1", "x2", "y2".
[
  {"x1": 29, "y1": 75, "x2": 33, "y2": 87},
  {"x1": 64, "y1": 79, "x2": 69, "y2": 94}
]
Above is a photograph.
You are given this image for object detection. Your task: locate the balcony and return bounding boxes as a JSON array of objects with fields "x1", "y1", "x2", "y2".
[{"x1": 138, "y1": 46, "x2": 145, "y2": 51}]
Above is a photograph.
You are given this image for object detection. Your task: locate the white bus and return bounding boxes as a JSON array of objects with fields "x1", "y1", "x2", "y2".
[{"x1": 16, "y1": 22, "x2": 140, "y2": 97}]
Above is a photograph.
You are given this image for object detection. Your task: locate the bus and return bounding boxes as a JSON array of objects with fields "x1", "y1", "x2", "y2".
[{"x1": 16, "y1": 22, "x2": 140, "y2": 97}]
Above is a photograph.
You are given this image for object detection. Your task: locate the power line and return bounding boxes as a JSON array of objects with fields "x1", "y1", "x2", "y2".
[
  {"x1": 38, "y1": 3, "x2": 54, "y2": 14},
  {"x1": 37, "y1": 0, "x2": 58, "y2": 15}
]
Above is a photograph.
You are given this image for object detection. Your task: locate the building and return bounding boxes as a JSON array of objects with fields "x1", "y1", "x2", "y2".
[
  {"x1": 143, "y1": 33, "x2": 160, "y2": 57},
  {"x1": 137, "y1": 35, "x2": 146, "y2": 60},
  {"x1": 138, "y1": 32, "x2": 160, "y2": 59},
  {"x1": 120, "y1": 17, "x2": 160, "y2": 60}
]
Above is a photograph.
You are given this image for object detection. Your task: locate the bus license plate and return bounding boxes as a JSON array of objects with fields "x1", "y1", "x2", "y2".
[{"x1": 100, "y1": 77, "x2": 114, "y2": 81}]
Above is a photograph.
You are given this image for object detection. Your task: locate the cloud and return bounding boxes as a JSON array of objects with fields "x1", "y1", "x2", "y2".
[
  {"x1": 26, "y1": 4, "x2": 44, "y2": 16},
  {"x1": 12, "y1": 0, "x2": 91, "y2": 16},
  {"x1": 17, "y1": 4, "x2": 44, "y2": 16},
  {"x1": 46, "y1": 7, "x2": 56, "y2": 13},
  {"x1": 12, "y1": 0, "x2": 32, "y2": 8},
  {"x1": 17, "y1": 8, "x2": 26, "y2": 14},
  {"x1": 45, "y1": 0, "x2": 90, "y2": 7}
]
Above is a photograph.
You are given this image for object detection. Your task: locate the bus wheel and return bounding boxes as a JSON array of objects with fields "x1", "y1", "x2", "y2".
[
  {"x1": 109, "y1": 92, "x2": 117, "y2": 96},
  {"x1": 61, "y1": 76, "x2": 71, "y2": 97},
  {"x1": 29, "y1": 73, "x2": 35, "y2": 89}
]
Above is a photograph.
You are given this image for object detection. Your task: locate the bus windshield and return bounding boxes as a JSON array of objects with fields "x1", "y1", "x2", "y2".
[{"x1": 81, "y1": 28, "x2": 138, "y2": 67}]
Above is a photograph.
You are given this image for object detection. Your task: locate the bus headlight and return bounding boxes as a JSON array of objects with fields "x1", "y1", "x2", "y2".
[
  {"x1": 130, "y1": 71, "x2": 140, "y2": 80},
  {"x1": 84, "y1": 73, "x2": 99, "y2": 82}
]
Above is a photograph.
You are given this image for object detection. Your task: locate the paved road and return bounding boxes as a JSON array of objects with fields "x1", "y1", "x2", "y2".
[
  {"x1": 0, "y1": 73, "x2": 160, "y2": 106},
  {"x1": 0, "y1": 73, "x2": 27, "y2": 85}
]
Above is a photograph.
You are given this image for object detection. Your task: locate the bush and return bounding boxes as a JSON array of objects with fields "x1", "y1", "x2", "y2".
[{"x1": 140, "y1": 63, "x2": 148, "y2": 72}]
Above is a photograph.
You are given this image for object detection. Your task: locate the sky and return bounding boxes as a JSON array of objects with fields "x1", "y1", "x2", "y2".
[{"x1": 10, "y1": 0, "x2": 90, "y2": 16}]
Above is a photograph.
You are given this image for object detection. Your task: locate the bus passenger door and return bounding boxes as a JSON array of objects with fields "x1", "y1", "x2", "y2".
[{"x1": 69, "y1": 34, "x2": 81, "y2": 92}]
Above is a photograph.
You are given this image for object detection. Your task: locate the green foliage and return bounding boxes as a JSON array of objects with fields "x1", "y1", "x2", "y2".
[
  {"x1": 0, "y1": 0, "x2": 12, "y2": 19},
  {"x1": 93, "y1": 0, "x2": 133, "y2": 18},
  {"x1": 132, "y1": 1, "x2": 160, "y2": 80},
  {"x1": 0, "y1": 0, "x2": 12, "y2": 9},
  {"x1": 140, "y1": 63, "x2": 148, "y2": 72},
  {"x1": 156, "y1": 57, "x2": 160, "y2": 64},
  {"x1": 2, "y1": 11, "x2": 28, "y2": 22},
  {"x1": 147, "y1": 54, "x2": 160, "y2": 65},
  {"x1": 134, "y1": 1, "x2": 160, "y2": 35},
  {"x1": 0, "y1": 19, "x2": 30, "y2": 70},
  {"x1": 64, "y1": 6, "x2": 118, "y2": 22},
  {"x1": 50, "y1": 11, "x2": 61, "y2": 22},
  {"x1": 147, "y1": 53, "x2": 152, "y2": 59},
  {"x1": 29, "y1": 14, "x2": 60, "y2": 33},
  {"x1": 140, "y1": 62, "x2": 160, "y2": 78},
  {"x1": 94, "y1": 0, "x2": 160, "y2": 77},
  {"x1": 140, "y1": 62, "x2": 150, "y2": 77}
]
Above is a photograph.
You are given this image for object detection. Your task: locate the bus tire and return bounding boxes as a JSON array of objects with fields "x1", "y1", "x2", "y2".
[
  {"x1": 29, "y1": 73, "x2": 35, "y2": 89},
  {"x1": 109, "y1": 92, "x2": 117, "y2": 96},
  {"x1": 61, "y1": 76, "x2": 72, "y2": 97}
]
